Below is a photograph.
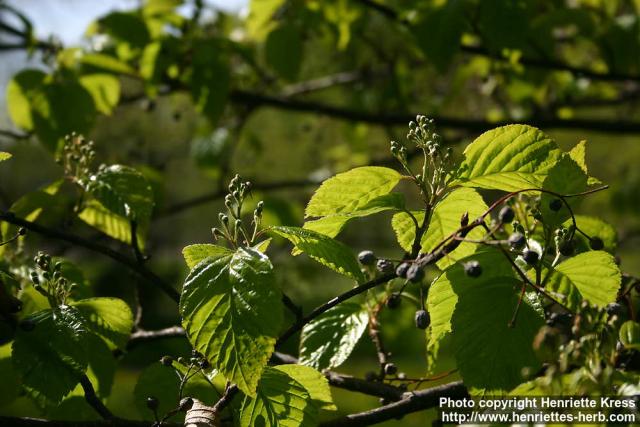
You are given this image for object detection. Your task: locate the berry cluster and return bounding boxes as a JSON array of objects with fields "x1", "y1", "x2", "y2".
[
  {"x1": 56, "y1": 133, "x2": 96, "y2": 184},
  {"x1": 28, "y1": 252, "x2": 74, "y2": 309}
]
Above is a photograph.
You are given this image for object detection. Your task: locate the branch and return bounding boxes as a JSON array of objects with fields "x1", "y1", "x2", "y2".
[
  {"x1": 320, "y1": 381, "x2": 468, "y2": 427},
  {"x1": 78, "y1": 375, "x2": 113, "y2": 420},
  {"x1": 127, "y1": 325, "x2": 186, "y2": 349},
  {"x1": 0, "y1": 211, "x2": 180, "y2": 302},
  {"x1": 281, "y1": 70, "x2": 367, "y2": 97},
  {"x1": 125, "y1": 327, "x2": 407, "y2": 401},
  {"x1": 230, "y1": 89, "x2": 640, "y2": 134},
  {"x1": 276, "y1": 273, "x2": 395, "y2": 346}
]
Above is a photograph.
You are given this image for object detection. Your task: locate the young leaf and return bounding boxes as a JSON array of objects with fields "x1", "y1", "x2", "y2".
[
  {"x1": 543, "y1": 251, "x2": 621, "y2": 310},
  {"x1": 12, "y1": 307, "x2": 90, "y2": 403},
  {"x1": 0, "y1": 152, "x2": 11, "y2": 162},
  {"x1": 299, "y1": 302, "x2": 368, "y2": 371},
  {"x1": 71, "y1": 297, "x2": 134, "y2": 350},
  {"x1": 86, "y1": 165, "x2": 155, "y2": 223},
  {"x1": 239, "y1": 366, "x2": 319, "y2": 427},
  {"x1": 392, "y1": 188, "x2": 487, "y2": 267},
  {"x1": 182, "y1": 244, "x2": 234, "y2": 269},
  {"x1": 304, "y1": 193, "x2": 405, "y2": 238},
  {"x1": 305, "y1": 167, "x2": 402, "y2": 218},
  {"x1": 453, "y1": 124, "x2": 562, "y2": 191},
  {"x1": 269, "y1": 226, "x2": 365, "y2": 282},
  {"x1": 180, "y1": 247, "x2": 283, "y2": 395}
]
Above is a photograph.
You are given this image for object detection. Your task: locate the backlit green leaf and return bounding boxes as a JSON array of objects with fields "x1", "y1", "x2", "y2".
[
  {"x1": 453, "y1": 125, "x2": 562, "y2": 191},
  {"x1": 79, "y1": 74, "x2": 121, "y2": 115},
  {"x1": 239, "y1": 365, "x2": 319, "y2": 427},
  {"x1": 71, "y1": 297, "x2": 133, "y2": 350},
  {"x1": 180, "y1": 247, "x2": 283, "y2": 395},
  {"x1": 274, "y1": 364, "x2": 335, "y2": 411},
  {"x1": 78, "y1": 199, "x2": 146, "y2": 247},
  {"x1": 304, "y1": 193, "x2": 404, "y2": 238},
  {"x1": 182, "y1": 244, "x2": 234, "y2": 269},
  {"x1": 86, "y1": 165, "x2": 154, "y2": 222},
  {"x1": 305, "y1": 167, "x2": 402, "y2": 218},
  {"x1": 299, "y1": 302, "x2": 368, "y2": 371},
  {"x1": 392, "y1": 188, "x2": 487, "y2": 267},
  {"x1": 12, "y1": 307, "x2": 90, "y2": 403},
  {"x1": 269, "y1": 226, "x2": 365, "y2": 282},
  {"x1": 544, "y1": 251, "x2": 621, "y2": 309},
  {"x1": 427, "y1": 249, "x2": 542, "y2": 393}
]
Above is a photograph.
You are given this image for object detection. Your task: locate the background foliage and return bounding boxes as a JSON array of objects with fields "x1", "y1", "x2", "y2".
[{"x1": 1, "y1": 0, "x2": 640, "y2": 425}]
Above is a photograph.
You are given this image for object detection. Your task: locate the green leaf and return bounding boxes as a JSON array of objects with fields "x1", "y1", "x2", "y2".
[
  {"x1": 274, "y1": 365, "x2": 335, "y2": 411},
  {"x1": 453, "y1": 125, "x2": 562, "y2": 192},
  {"x1": 563, "y1": 215, "x2": 617, "y2": 254},
  {"x1": 83, "y1": 333, "x2": 117, "y2": 398},
  {"x1": 428, "y1": 249, "x2": 542, "y2": 393},
  {"x1": 413, "y1": 0, "x2": 467, "y2": 71},
  {"x1": 427, "y1": 249, "x2": 515, "y2": 362},
  {"x1": 78, "y1": 199, "x2": 146, "y2": 246},
  {"x1": 79, "y1": 53, "x2": 137, "y2": 76},
  {"x1": 246, "y1": 0, "x2": 285, "y2": 40},
  {"x1": 299, "y1": 302, "x2": 368, "y2": 371},
  {"x1": 86, "y1": 165, "x2": 155, "y2": 222},
  {"x1": 182, "y1": 244, "x2": 234, "y2": 269},
  {"x1": 79, "y1": 74, "x2": 121, "y2": 115},
  {"x1": 477, "y1": 0, "x2": 529, "y2": 51},
  {"x1": 71, "y1": 297, "x2": 133, "y2": 350},
  {"x1": 620, "y1": 321, "x2": 640, "y2": 351},
  {"x1": 540, "y1": 154, "x2": 587, "y2": 226},
  {"x1": 92, "y1": 12, "x2": 150, "y2": 49},
  {"x1": 265, "y1": 24, "x2": 303, "y2": 80},
  {"x1": 269, "y1": 226, "x2": 365, "y2": 282},
  {"x1": 190, "y1": 38, "x2": 230, "y2": 123},
  {"x1": 32, "y1": 79, "x2": 97, "y2": 149},
  {"x1": 1, "y1": 180, "x2": 64, "y2": 252},
  {"x1": 304, "y1": 193, "x2": 405, "y2": 238},
  {"x1": 544, "y1": 251, "x2": 621, "y2": 310},
  {"x1": 392, "y1": 188, "x2": 487, "y2": 267},
  {"x1": 6, "y1": 69, "x2": 47, "y2": 131},
  {"x1": 12, "y1": 307, "x2": 90, "y2": 402},
  {"x1": 180, "y1": 247, "x2": 283, "y2": 395},
  {"x1": 305, "y1": 167, "x2": 403, "y2": 218},
  {"x1": 0, "y1": 344, "x2": 21, "y2": 408},
  {"x1": 239, "y1": 366, "x2": 319, "y2": 427},
  {"x1": 0, "y1": 152, "x2": 11, "y2": 162}
]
